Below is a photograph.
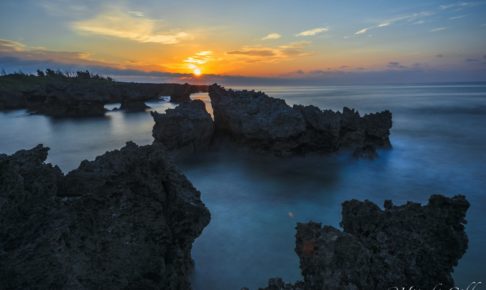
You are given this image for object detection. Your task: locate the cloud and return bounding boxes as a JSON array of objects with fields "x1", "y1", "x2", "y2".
[
  {"x1": 0, "y1": 39, "x2": 25, "y2": 52},
  {"x1": 430, "y1": 27, "x2": 447, "y2": 32},
  {"x1": 377, "y1": 22, "x2": 390, "y2": 27},
  {"x1": 465, "y1": 58, "x2": 479, "y2": 62},
  {"x1": 226, "y1": 41, "x2": 310, "y2": 63},
  {"x1": 127, "y1": 10, "x2": 144, "y2": 17},
  {"x1": 72, "y1": 9, "x2": 191, "y2": 44},
  {"x1": 181, "y1": 50, "x2": 214, "y2": 72},
  {"x1": 355, "y1": 28, "x2": 369, "y2": 35},
  {"x1": 296, "y1": 27, "x2": 329, "y2": 36},
  {"x1": 449, "y1": 15, "x2": 465, "y2": 20},
  {"x1": 436, "y1": 54, "x2": 444, "y2": 58},
  {"x1": 387, "y1": 61, "x2": 407, "y2": 69},
  {"x1": 0, "y1": 38, "x2": 104, "y2": 66},
  {"x1": 440, "y1": 2, "x2": 477, "y2": 10},
  {"x1": 0, "y1": 38, "x2": 176, "y2": 75},
  {"x1": 262, "y1": 33, "x2": 282, "y2": 40},
  {"x1": 357, "y1": 11, "x2": 433, "y2": 35},
  {"x1": 184, "y1": 51, "x2": 213, "y2": 65},
  {"x1": 227, "y1": 49, "x2": 276, "y2": 57}
]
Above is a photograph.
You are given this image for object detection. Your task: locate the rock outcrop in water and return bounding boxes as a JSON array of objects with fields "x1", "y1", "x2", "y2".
[
  {"x1": 209, "y1": 84, "x2": 392, "y2": 156},
  {"x1": 119, "y1": 99, "x2": 150, "y2": 112},
  {"x1": 151, "y1": 100, "x2": 214, "y2": 155},
  {"x1": 258, "y1": 195, "x2": 469, "y2": 290},
  {"x1": 0, "y1": 142, "x2": 210, "y2": 289}
]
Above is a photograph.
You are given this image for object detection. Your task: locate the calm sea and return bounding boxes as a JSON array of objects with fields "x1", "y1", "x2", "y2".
[{"x1": 0, "y1": 84, "x2": 485, "y2": 289}]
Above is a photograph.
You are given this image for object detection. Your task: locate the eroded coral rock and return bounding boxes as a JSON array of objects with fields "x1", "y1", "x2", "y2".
[
  {"x1": 209, "y1": 84, "x2": 392, "y2": 156},
  {"x1": 0, "y1": 142, "x2": 210, "y2": 289},
  {"x1": 258, "y1": 195, "x2": 469, "y2": 290},
  {"x1": 151, "y1": 100, "x2": 214, "y2": 155}
]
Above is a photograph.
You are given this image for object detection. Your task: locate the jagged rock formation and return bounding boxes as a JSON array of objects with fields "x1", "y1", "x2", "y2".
[
  {"x1": 0, "y1": 73, "x2": 207, "y2": 116},
  {"x1": 0, "y1": 142, "x2": 210, "y2": 289},
  {"x1": 151, "y1": 100, "x2": 214, "y2": 155},
  {"x1": 120, "y1": 99, "x2": 150, "y2": 112},
  {"x1": 209, "y1": 84, "x2": 392, "y2": 156},
  {"x1": 258, "y1": 195, "x2": 469, "y2": 290}
]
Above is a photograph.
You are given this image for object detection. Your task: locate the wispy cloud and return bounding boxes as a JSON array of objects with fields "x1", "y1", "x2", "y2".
[
  {"x1": 0, "y1": 38, "x2": 110, "y2": 68},
  {"x1": 184, "y1": 51, "x2": 213, "y2": 65},
  {"x1": 440, "y1": 2, "x2": 475, "y2": 10},
  {"x1": 377, "y1": 22, "x2": 390, "y2": 27},
  {"x1": 262, "y1": 33, "x2": 282, "y2": 40},
  {"x1": 354, "y1": 28, "x2": 370, "y2": 35},
  {"x1": 183, "y1": 51, "x2": 213, "y2": 71},
  {"x1": 0, "y1": 39, "x2": 26, "y2": 52},
  {"x1": 354, "y1": 11, "x2": 433, "y2": 36},
  {"x1": 296, "y1": 27, "x2": 329, "y2": 36},
  {"x1": 227, "y1": 49, "x2": 276, "y2": 57},
  {"x1": 430, "y1": 27, "x2": 447, "y2": 32},
  {"x1": 72, "y1": 9, "x2": 191, "y2": 44},
  {"x1": 127, "y1": 10, "x2": 144, "y2": 17},
  {"x1": 226, "y1": 41, "x2": 310, "y2": 63},
  {"x1": 449, "y1": 15, "x2": 466, "y2": 20}
]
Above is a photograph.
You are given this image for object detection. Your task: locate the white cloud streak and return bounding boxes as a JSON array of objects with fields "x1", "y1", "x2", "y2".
[
  {"x1": 354, "y1": 28, "x2": 369, "y2": 35},
  {"x1": 354, "y1": 11, "x2": 433, "y2": 36},
  {"x1": 262, "y1": 33, "x2": 282, "y2": 40},
  {"x1": 296, "y1": 27, "x2": 329, "y2": 36}
]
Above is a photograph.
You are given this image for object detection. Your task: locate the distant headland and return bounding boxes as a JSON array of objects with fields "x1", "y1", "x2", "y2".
[{"x1": 0, "y1": 70, "x2": 207, "y2": 117}]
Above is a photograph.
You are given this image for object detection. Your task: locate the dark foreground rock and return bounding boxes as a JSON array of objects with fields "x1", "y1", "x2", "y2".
[
  {"x1": 151, "y1": 100, "x2": 214, "y2": 155},
  {"x1": 209, "y1": 84, "x2": 392, "y2": 156},
  {"x1": 258, "y1": 195, "x2": 469, "y2": 290},
  {"x1": 0, "y1": 142, "x2": 210, "y2": 289}
]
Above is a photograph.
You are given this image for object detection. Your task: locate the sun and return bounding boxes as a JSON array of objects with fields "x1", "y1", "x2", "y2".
[{"x1": 193, "y1": 68, "x2": 202, "y2": 76}]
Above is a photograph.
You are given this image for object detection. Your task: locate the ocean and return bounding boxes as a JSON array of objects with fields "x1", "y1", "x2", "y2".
[{"x1": 1, "y1": 84, "x2": 485, "y2": 289}]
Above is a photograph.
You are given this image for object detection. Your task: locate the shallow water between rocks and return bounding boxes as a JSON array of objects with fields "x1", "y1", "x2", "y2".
[{"x1": 1, "y1": 84, "x2": 485, "y2": 289}]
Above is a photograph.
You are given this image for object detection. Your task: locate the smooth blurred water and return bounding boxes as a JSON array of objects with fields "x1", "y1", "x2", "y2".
[{"x1": 0, "y1": 85, "x2": 485, "y2": 289}]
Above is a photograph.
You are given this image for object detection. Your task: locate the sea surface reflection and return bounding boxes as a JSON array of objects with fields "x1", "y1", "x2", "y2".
[{"x1": 0, "y1": 86, "x2": 484, "y2": 289}]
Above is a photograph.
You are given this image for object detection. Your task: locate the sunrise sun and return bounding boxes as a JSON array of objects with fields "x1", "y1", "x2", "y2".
[{"x1": 193, "y1": 68, "x2": 202, "y2": 76}]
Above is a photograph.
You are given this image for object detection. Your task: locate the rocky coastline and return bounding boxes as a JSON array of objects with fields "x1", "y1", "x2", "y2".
[
  {"x1": 0, "y1": 72, "x2": 207, "y2": 117},
  {"x1": 0, "y1": 80, "x2": 472, "y2": 289}
]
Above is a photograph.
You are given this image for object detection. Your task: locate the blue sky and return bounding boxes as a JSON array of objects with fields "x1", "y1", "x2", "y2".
[{"x1": 1, "y1": 0, "x2": 485, "y2": 84}]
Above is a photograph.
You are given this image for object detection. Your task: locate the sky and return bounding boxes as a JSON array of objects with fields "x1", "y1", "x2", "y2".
[{"x1": 0, "y1": 0, "x2": 485, "y2": 84}]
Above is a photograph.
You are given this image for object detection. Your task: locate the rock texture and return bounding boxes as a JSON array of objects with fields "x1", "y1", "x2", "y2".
[
  {"x1": 209, "y1": 84, "x2": 392, "y2": 156},
  {"x1": 258, "y1": 195, "x2": 469, "y2": 290},
  {"x1": 0, "y1": 142, "x2": 210, "y2": 289},
  {"x1": 151, "y1": 100, "x2": 214, "y2": 155},
  {"x1": 120, "y1": 99, "x2": 150, "y2": 112}
]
